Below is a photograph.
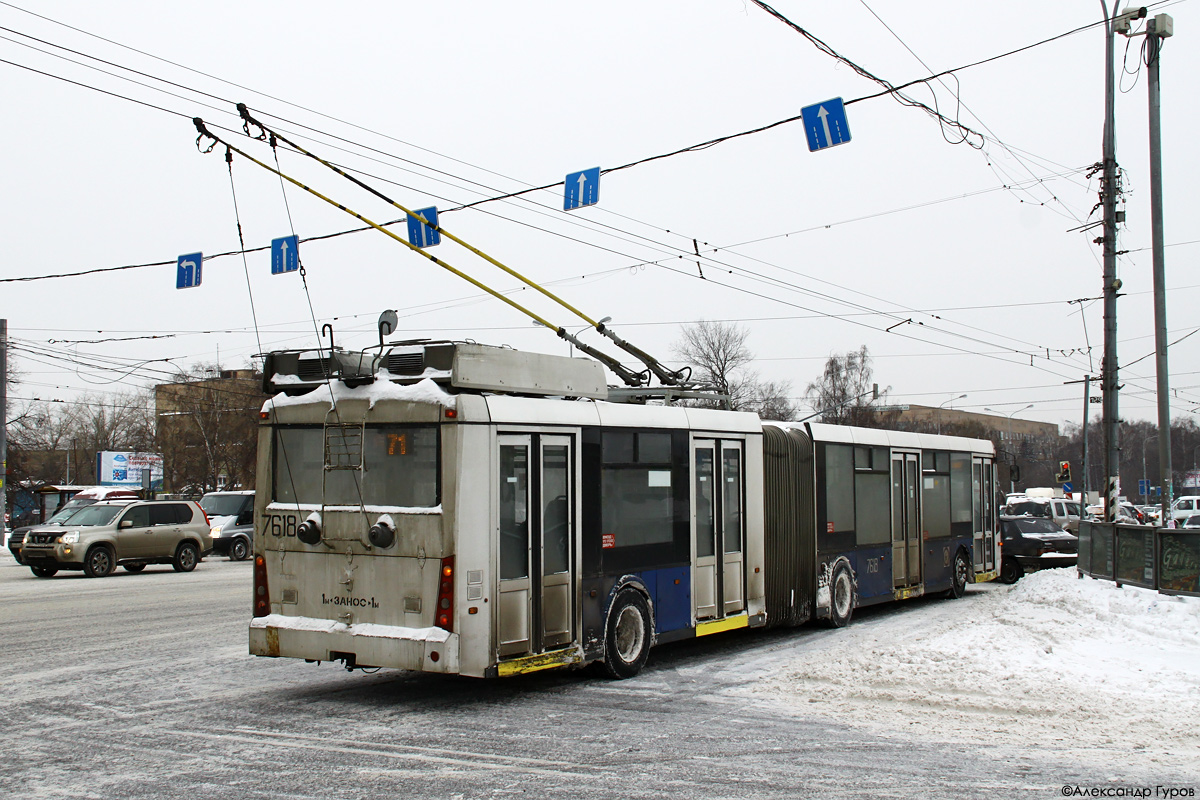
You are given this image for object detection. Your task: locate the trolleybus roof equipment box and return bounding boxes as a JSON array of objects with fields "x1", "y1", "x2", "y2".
[{"x1": 263, "y1": 341, "x2": 608, "y2": 400}]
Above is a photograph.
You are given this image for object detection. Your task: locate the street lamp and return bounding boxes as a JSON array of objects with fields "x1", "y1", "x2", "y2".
[
  {"x1": 1142, "y1": 434, "x2": 1159, "y2": 504},
  {"x1": 985, "y1": 404, "x2": 1034, "y2": 492},
  {"x1": 937, "y1": 394, "x2": 968, "y2": 435}
]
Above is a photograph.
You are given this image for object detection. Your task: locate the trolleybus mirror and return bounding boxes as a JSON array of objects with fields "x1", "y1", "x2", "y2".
[{"x1": 378, "y1": 309, "x2": 398, "y2": 347}]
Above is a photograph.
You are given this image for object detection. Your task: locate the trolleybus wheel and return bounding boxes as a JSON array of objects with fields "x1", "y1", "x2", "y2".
[
  {"x1": 603, "y1": 588, "x2": 652, "y2": 679},
  {"x1": 30, "y1": 566, "x2": 58, "y2": 578},
  {"x1": 827, "y1": 563, "x2": 855, "y2": 628},
  {"x1": 999, "y1": 556, "x2": 1022, "y2": 585},
  {"x1": 945, "y1": 548, "x2": 969, "y2": 599}
]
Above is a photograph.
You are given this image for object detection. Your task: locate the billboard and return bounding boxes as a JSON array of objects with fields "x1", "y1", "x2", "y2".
[
  {"x1": 96, "y1": 451, "x2": 164, "y2": 490},
  {"x1": 1183, "y1": 470, "x2": 1200, "y2": 491}
]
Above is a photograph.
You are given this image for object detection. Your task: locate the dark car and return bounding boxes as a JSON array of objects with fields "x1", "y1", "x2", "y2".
[{"x1": 999, "y1": 515, "x2": 1079, "y2": 583}]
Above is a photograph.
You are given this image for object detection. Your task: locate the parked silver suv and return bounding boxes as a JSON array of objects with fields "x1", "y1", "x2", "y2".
[{"x1": 20, "y1": 500, "x2": 213, "y2": 578}]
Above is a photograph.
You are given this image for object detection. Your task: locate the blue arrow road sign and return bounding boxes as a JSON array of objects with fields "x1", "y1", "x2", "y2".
[
  {"x1": 564, "y1": 167, "x2": 600, "y2": 211},
  {"x1": 1138, "y1": 479, "x2": 1150, "y2": 495},
  {"x1": 1063, "y1": 482, "x2": 1073, "y2": 494},
  {"x1": 801, "y1": 97, "x2": 851, "y2": 152},
  {"x1": 406, "y1": 207, "x2": 441, "y2": 248},
  {"x1": 176, "y1": 252, "x2": 202, "y2": 289},
  {"x1": 271, "y1": 235, "x2": 299, "y2": 274}
]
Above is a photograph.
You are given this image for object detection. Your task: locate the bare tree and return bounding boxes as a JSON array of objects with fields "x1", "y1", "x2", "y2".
[
  {"x1": 805, "y1": 345, "x2": 886, "y2": 426},
  {"x1": 672, "y1": 321, "x2": 796, "y2": 419},
  {"x1": 155, "y1": 364, "x2": 262, "y2": 493}
]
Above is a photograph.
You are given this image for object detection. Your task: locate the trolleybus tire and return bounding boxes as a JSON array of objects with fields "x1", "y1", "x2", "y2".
[
  {"x1": 603, "y1": 588, "x2": 652, "y2": 679},
  {"x1": 827, "y1": 562, "x2": 855, "y2": 628},
  {"x1": 173, "y1": 542, "x2": 199, "y2": 573},
  {"x1": 999, "y1": 556, "x2": 1022, "y2": 584},
  {"x1": 83, "y1": 545, "x2": 115, "y2": 578},
  {"x1": 30, "y1": 566, "x2": 58, "y2": 578},
  {"x1": 945, "y1": 548, "x2": 969, "y2": 599}
]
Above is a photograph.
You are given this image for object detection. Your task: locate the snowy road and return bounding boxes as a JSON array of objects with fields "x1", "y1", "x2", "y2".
[{"x1": 2, "y1": 552, "x2": 1196, "y2": 799}]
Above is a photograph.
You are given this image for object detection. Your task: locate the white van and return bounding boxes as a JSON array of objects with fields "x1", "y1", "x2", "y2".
[{"x1": 1170, "y1": 496, "x2": 1200, "y2": 524}]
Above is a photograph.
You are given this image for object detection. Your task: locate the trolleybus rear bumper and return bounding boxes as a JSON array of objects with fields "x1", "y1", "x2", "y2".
[{"x1": 250, "y1": 614, "x2": 459, "y2": 673}]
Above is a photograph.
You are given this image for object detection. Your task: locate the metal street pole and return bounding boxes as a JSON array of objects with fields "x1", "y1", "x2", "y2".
[
  {"x1": 1145, "y1": 14, "x2": 1174, "y2": 526},
  {"x1": 1082, "y1": 377, "x2": 1092, "y2": 505},
  {"x1": 937, "y1": 393, "x2": 967, "y2": 435}
]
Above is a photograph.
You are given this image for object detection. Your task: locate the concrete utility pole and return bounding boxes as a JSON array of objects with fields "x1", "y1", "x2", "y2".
[
  {"x1": 1144, "y1": 14, "x2": 1174, "y2": 525},
  {"x1": 1099, "y1": 1, "x2": 1134, "y2": 522}
]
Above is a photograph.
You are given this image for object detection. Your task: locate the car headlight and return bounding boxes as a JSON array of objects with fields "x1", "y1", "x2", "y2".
[
  {"x1": 210, "y1": 527, "x2": 223, "y2": 538},
  {"x1": 59, "y1": 532, "x2": 79, "y2": 544}
]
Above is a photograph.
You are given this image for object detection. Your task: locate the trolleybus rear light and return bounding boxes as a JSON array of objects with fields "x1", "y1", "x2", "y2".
[
  {"x1": 435, "y1": 556, "x2": 454, "y2": 632},
  {"x1": 253, "y1": 554, "x2": 270, "y2": 617},
  {"x1": 444, "y1": 408, "x2": 457, "y2": 419}
]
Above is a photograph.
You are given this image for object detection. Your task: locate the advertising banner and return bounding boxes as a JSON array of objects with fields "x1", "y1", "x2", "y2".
[
  {"x1": 95, "y1": 451, "x2": 164, "y2": 490},
  {"x1": 1183, "y1": 470, "x2": 1200, "y2": 490}
]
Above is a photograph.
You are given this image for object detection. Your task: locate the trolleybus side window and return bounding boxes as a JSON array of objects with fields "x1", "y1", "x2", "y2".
[
  {"x1": 823, "y1": 444, "x2": 855, "y2": 535},
  {"x1": 600, "y1": 431, "x2": 674, "y2": 549},
  {"x1": 273, "y1": 425, "x2": 439, "y2": 507},
  {"x1": 854, "y1": 447, "x2": 890, "y2": 545},
  {"x1": 696, "y1": 448, "x2": 716, "y2": 559},
  {"x1": 949, "y1": 452, "x2": 973, "y2": 537},
  {"x1": 922, "y1": 451, "x2": 952, "y2": 540}
]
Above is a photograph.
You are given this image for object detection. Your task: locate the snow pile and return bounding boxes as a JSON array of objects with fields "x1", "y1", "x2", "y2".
[
  {"x1": 760, "y1": 569, "x2": 1200, "y2": 763},
  {"x1": 264, "y1": 375, "x2": 456, "y2": 413}
]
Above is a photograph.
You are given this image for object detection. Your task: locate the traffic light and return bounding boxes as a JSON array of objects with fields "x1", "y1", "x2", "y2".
[{"x1": 1056, "y1": 460, "x2": 1072, "y2": 483}]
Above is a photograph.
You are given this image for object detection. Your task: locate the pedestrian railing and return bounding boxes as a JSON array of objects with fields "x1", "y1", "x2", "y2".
[{"x1": 1078, "y1": 521, "x2": 1200, "y2": 597}]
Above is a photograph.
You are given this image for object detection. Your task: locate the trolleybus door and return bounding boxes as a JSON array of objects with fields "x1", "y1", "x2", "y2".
[
  {"x1": 539, "y1": 435, "x2": 574, "y2": 650},
  {"x1": 891, "y1": 451, "x2": 922, "y2": 587},
  {"x1": 693, "y1": 439, "x2": 745, "y2": 621},
  {"x1": 720, "y1": 442, "x2": 745, "y2": 616},
  {"x1": 497, "y1": 433, "x2": 576, "y2": 658},
  {"x1": 973, "y1": 457, "x2": 996, "y2": 574}
]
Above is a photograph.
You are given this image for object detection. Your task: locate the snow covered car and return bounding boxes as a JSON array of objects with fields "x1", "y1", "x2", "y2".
[
  {"x1": 198, "y1": 490, "x2": 255, "y2": 561},
  {"x1": 998, "y1": 516, "x2": 1079, "y2": 584},
  {"x1": 1002, "y1": 495, "x2": 1082, "y2": 534}
]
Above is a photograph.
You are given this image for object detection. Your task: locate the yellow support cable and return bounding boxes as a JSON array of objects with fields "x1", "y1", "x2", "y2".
[
  {"x1": 197, "y1": 123, "x2": 561, "y2": 334},
  {"x1": 238, "y1": 105, "x2": 599, "y2": 329}
]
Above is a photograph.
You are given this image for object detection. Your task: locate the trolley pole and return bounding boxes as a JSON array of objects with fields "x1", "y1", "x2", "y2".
[
  {"x1": 1100, "y1": 1, "x2": 1122, "y2": 523},
  {"x1": 1145, "y1": 14, "x2": 1174, "y2": 524}
]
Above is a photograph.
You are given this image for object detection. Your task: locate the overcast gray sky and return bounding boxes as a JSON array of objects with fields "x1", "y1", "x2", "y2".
[{"x1": 2, "y1": 0, "x2": 1196, "y2": 430}]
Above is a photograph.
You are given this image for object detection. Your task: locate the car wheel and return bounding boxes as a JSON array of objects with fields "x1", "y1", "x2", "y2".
[
  {"x1": 603, "y1": 588, "x2": 652, "y2": 679},
  {"x1": 944, "y1": 548, "x2": 970, "y2": 599},
  {"x1": 173, "y1": 541, "x2": 199, "y2": 573},
  {"x1": 83, "y1": 545, "x2": 115, "y2": 578},
  {"x1": 229, "y1": 537, "x2": 250, "y2": 562},
  {"x1": 826, "y1": 562, "x2": 855, "y2": 628},
  {"x1": 123, "y1": 563, "x2": 146, "y2": 573},
  {"x1": 1000, "y1": 556, "x2": 1022, "y2": 584},
  {"x1": 30, "y1": 566, "x2": 58, "y2": 578}
]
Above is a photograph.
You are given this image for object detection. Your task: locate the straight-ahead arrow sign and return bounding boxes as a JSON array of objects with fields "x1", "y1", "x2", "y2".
[
  {"x1": 564, "y1": 166, "x2": 600, "y2": 211},
  {"x1": 801, "y1": 97, "x2": 852, "y2": 152}
]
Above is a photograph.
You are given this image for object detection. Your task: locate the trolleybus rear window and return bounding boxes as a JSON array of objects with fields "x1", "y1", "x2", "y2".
[{"x1": 272, "y1": 425, "x2": 439, "y2": 507}]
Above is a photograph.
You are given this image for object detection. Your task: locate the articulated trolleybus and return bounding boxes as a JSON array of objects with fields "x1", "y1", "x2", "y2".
[{"x1": 250, "y1": 341, "x2": 998, "y2": 679}]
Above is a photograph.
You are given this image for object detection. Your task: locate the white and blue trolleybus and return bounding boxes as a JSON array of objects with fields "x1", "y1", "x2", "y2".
[{"x1": 249, "y1": 340, "x2": 998, "y2": 678}]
